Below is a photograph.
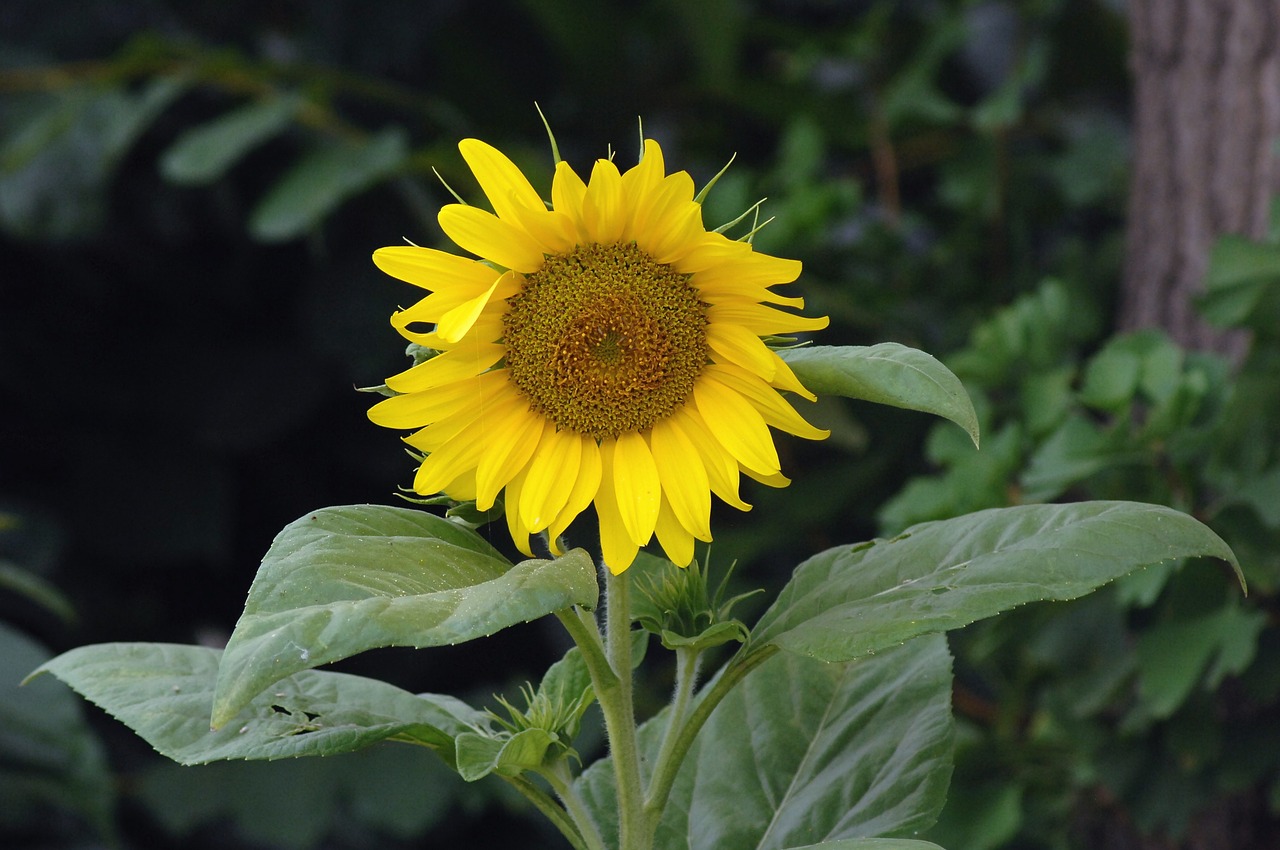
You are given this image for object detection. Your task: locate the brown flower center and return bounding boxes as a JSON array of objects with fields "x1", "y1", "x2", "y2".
[{"x1": 503, "y1": 242, "x2": 708, "y2": 440}]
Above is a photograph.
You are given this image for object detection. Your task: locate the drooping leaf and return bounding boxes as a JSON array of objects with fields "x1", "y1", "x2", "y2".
[
  {"x1": 31, "y1": 642, "x2": 484, "y2": 766},
  {"x1": 211, "y1": 505, "x2": 597, "y2": 727},
  {"x1": 752, "y1": 502, "x2": 1241, "y2": 664},
  {"x1": 576, "y1": 635, "x2": 954, "y2": 850},
  {"x1": 160, "y1": 95, "x2": 301, "y2": 185},
  {"x1": 249, "y1": 128, "x2": 408, "y2": 241},
  {"x1": 780, "y1": 344, "x2": 979, "y2": 447}
]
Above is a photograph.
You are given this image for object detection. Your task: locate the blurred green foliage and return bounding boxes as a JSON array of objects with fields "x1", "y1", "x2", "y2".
[{"x1": 4, "y1": 0, "x2": 1269, "y2": 848}]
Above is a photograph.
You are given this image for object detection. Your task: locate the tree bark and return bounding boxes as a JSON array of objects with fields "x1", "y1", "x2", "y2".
[{"x1": 1121, "y1": 0, "x2": 1280, "y2": 359}]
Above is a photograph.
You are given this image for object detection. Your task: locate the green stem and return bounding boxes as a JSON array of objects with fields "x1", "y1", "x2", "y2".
[
  {"x1": 602, "y1": 568, "x2": 646, "y2": 850},
  {"x1": 644, "y1": 646, "x2": 700, "y2": 810},
  {"x1": 542, "y1": 761, "x2": 608, "y2": 850},
  {"x1": 504, "y1": 774, "x2": 590, "y2": 850},
  {"x1": 642, "y1": 644, "x2": 779, "y2": 823}
]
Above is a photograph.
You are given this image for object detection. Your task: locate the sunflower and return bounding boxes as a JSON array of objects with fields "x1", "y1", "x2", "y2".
[{"x1": 368, "y1": 136, "x2": 828, "y2": 573}]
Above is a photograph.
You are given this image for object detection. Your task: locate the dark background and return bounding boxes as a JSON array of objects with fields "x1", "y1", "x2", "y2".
[{"x1": 4, "y1": 1, "x2": 1277, "y2": 849}]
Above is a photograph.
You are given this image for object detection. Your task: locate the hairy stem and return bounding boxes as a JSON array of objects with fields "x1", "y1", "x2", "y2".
[
  {"x1": 603, "y1": 568, "x2": 645, "y2": 850},
  {"x1": 644, "y1": 645, "x2": 701, "y2": 812},
  {"x1": 642, "y1": 644, "x2": 779, "y2": 823}
]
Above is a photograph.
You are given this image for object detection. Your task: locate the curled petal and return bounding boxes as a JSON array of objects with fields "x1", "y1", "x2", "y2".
[{"x1": 438, "y1": 204, "x2": 546, "y2": 273}]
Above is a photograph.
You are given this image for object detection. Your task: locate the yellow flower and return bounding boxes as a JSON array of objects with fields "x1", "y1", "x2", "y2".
[{"x1": 369, "y1": 137, "x2": 829, "y2": 573}]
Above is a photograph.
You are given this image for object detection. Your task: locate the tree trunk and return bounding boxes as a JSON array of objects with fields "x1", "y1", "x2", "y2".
[{"x1": 1121, "y1": 0, "x2": 1280, "y2": 359}]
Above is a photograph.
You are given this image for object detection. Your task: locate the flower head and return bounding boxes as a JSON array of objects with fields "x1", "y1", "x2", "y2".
[{"x1": 369, "y1": 137, "x2": 828, "y2": 572}]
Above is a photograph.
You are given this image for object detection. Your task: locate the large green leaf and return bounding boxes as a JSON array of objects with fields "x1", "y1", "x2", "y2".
[
  {"x1": 249, "y1": 128, "x2": 408, "y2": 241},
  {"x1": 211, "y1": 505, "x2": 597, "y2": 727},
  {"x1": 752, "y1": 502, "x2": 1241, "y2": 663},
  {"x1": 31, "y1": 643, "x2": 483, "y2": 765},
  {"x1": 780, "y1": 344, "x2": 979, "y2": 447},
  {"x1": 576, "y1": 635, "x2": 954, "y2": 850},
  {"x1": 160, "y1": 95, "x2": 301, "y2": 185}
]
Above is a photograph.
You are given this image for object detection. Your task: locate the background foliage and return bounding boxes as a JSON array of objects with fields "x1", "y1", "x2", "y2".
[{"x1": 1, "y1": 1, "x2": 1271, "y2": 848}]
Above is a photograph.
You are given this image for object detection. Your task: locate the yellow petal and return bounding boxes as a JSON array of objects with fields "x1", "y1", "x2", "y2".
[
  {"x1": 412, "y1": 429, "x2": 486, "y2": 496},
  {"x1": 435, "y1": 268, "x2": 519, "y2": 343},
  {"x1": 743, "y1": 466, "x2": 791, "y2": 488},
  {"x1": 383, "y1": 341, "x2": 504, "y2": 394},
  {"x1": 521, "y1": 427, "x2": 584, "y2": 532},
  {"x1": 458, "y1": 138, "x2": 546, "y2": 224},
  {"x1": 547, "y1": 435, "x2": 602, "y2": 553},
  {"x1": 404, "y1": 382, "x2": 510, "y2": 453},
  {"x1": 551, "y1": 160, "x2": 588, "y2": 239},
  {"x1": 438, "y1": 204, "x2": 546, "y2": 273},
  {"x1": 666, "y1": 408, "x2": 751, "y2": 512},
  {"x1": 706, "y1": 322, "x2": 777, "y2": 381},
  {"x1": 673, "y1": 235, "x2": 750, "y2": 274},
  {"x1": 597, "y1": 439, "x2": 639, "y2": 573},
  {"x1": 621, "y1": 139, "x2": 665, "y2": 198},
  {"x1": 694, "y1": 249, "x2": 802, "y2": 288},
  {"x1": 368, "y1": 369, "x2": 508, "y2": 430},
  {"x1": 581, "y1": 158, "x2": 625, "y2": 244},
  {"x1": 654, "y1": 496, "x2": 696, "y2": 568},
  {"x1": 373, "y1": 245, "x2": 500, "y2": 292},
  {"x1": 610, "y1": 430, "x2": 661, "y2": 546},
  {"x1": 441, "y1": 467, "x2": 477, "y2": 502},
  {"x1": 475, "y1": 401, "x2": 546, "y2": 510},
  {"x1": 706, "y1": 300, "x2": 829, "y2": 336},
  {"x1": 503, "y1": 466, "x2": 535, "y2": 558},
  {"x1": 503, "y1": 201, "x2": 578, "y2": 255},
  {"x1": 627, "y1": 170, "x2": 699, "y2": 259},
  {"x1": 767, "y1": 351, "x2": 818, "y2": 401},
  {"x1": 650, "y1": 418, "x2": 712, "y2": 540},
  {"x1": 706, "y1": 362, "x2": 829, "y2": 441},
  {"x1": 692, "y1": 373, "x2": 781, "y2": 476}
]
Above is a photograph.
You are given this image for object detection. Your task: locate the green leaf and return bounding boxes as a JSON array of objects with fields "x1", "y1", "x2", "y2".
[
  {"x1": 1135, "y1": 603, "x2": 1267, "y2": 719},
  {"x1": 1199, "y1": 234, "x2": 1280, "y2": 327},
  {"x1": 576, "y1": 635, "x2": 954, "y2": 850},
  {"x1": 31, "y1": 643, "x2": 483, "y2": 766},
  {"x1": 455, "y1": 728, "x2": 558, "y2": 781},
  {"x1": 780, "y1": 344, "x2": 979, "y2": 447},
  {"x1": 249, "y1": 128, "x2": 408, "y2": 241},
  {"x1": 212, "y1": 505, "x2": 597, "y2": 727},
  {"x1": 752, "y1": 502, "x2": 1241, "y2": 664},
  {"x1": 160, "y1": 95, "x2": 301, "y2": 185}
]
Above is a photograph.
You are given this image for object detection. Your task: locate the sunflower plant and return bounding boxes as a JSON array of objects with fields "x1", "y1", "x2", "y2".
[{"x1": 30, "y1": 130, "x2": 1242, "y2": 850}]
